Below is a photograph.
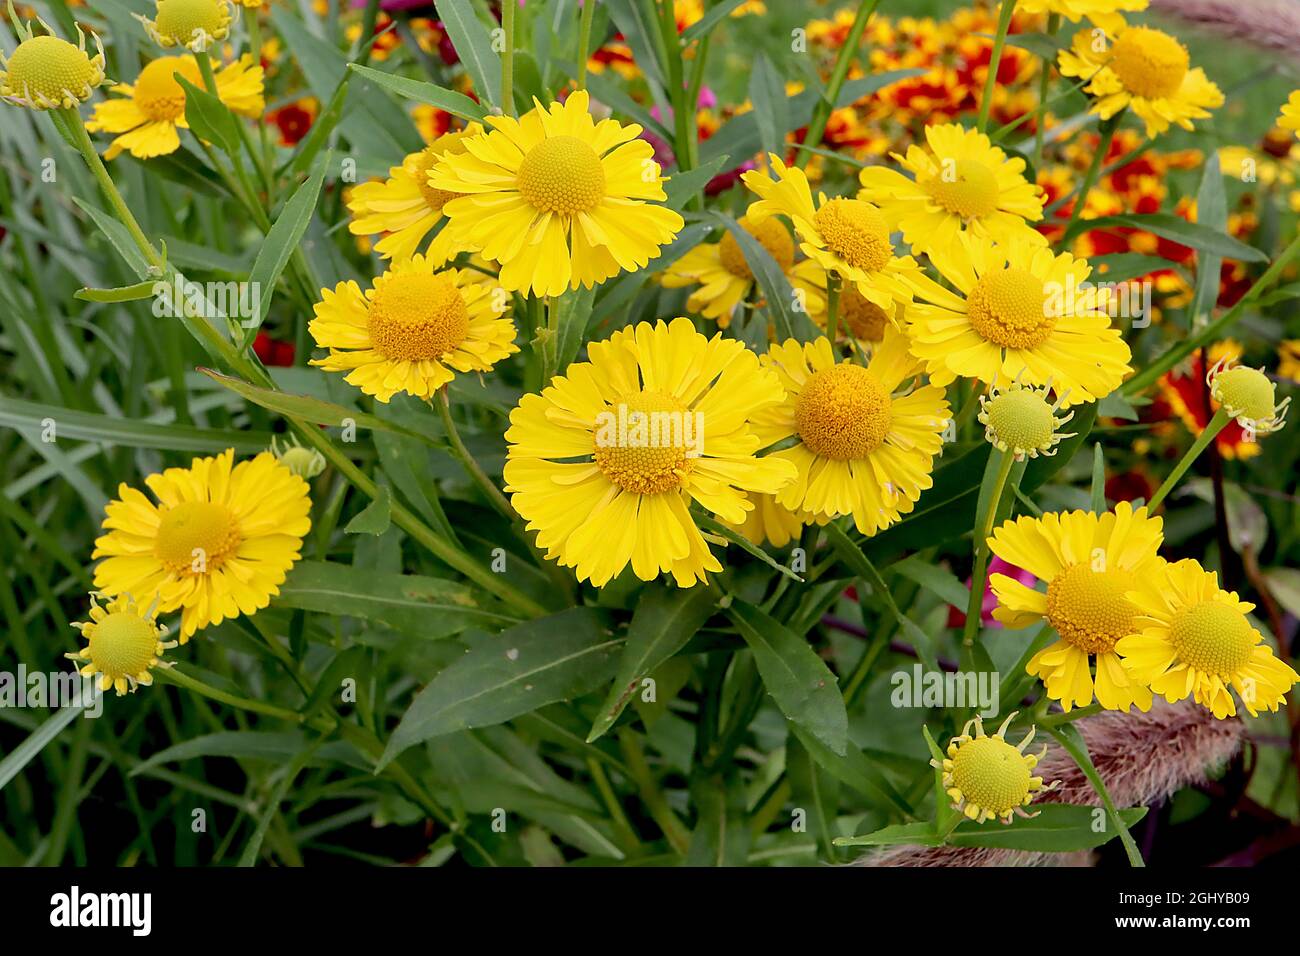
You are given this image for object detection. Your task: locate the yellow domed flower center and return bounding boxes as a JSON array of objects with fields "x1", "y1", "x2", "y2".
[
  {"x1": 812, "y1": 198, "x2": 892, "y2": 273},
  {"x1": 412, "y1": 133, "x2": 470, "y2": 213},
  {"x1": 1110, "y1": 27, "x2": 1189, "y2": 101},
  {"x1": 986, "y1": 388, "x2": 1056, "y2": 452},
  {"x1": 1046, "y1": 563, "x2": 1137, "y2": 655},
  {"x1": 2, "y1": 35, "x2": 98, "y2": 106},
  {"x1": 516, "y1": 134, "x2": 606, "y2": 215},
  {"x1": 928, "y1": 158, "x2": 1000, "y2": 219},
  {"x1": 154, "y1": 0, "x2": 229, "y2": 46},
  {"x1": 593, "y1": 390, "x2": 695, "y2": 495},
  {"x1": 367, "y1": 272, "x2": 470, "y2": 362},
  {"x1": 719, "y1": 216, "x2": 794, "y2": 279},
  {"x1": 1169, "y1": 601, "x2": 1255, "y2": 678},
  {"x1": 950, "y1": 736, "x2": 1031, "y2": 816},
  {"x1": 132, "y1": 56, "x2": 201, "y2": 121},
  {"x1": 89, "y1": 612, "x2": 157, "y2": 678},
  {"x1": 967, "y1": 268, "x2": 1055, "y2": 350},
  {"x1": 795, "y1": 364, "x2": 892, "y2": 460},
  {"x1": 1212, "y1": 366, "x2": 1276, "y2": 422},
  {"x1": 840, "y1": 285, "x2": 890, "y2": 342},
  {"x1": 155, "y1": 500, "x2": 241, "y2": 575}
]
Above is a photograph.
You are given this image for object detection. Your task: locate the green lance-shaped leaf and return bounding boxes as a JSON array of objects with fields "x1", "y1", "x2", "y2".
[
  {"x1": 726, "y1": 600, "x2": 848, "y2": 756},
  {"x1": 379, "y1": 607, "x2": 622, "y2": 767}
]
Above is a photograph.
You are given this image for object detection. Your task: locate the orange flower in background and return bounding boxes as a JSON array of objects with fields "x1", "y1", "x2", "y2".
[{"x1": 266, "y1": 96, "x2": 317, "y2": 147}]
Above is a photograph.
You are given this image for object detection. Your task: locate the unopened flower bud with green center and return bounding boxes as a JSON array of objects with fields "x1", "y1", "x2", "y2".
[
  {"x1": 979, "y1": 379, "x2": 1075, "y2": 460},
  {"x1": 0, "y1": 7, "x2": 106, "y2": 111},
  {"x1": 931, "y1": 713, "x2": 1055, "y2": 824},
  {"x1": 271, "y1": 436, "x2": 326, "y2": 480},
  {"x1": 137, "y1": 0, "x2": 234, "y2": 53},
  {"x1": 1208, "y1": 358, "x2": 1290, "y2": 436}
]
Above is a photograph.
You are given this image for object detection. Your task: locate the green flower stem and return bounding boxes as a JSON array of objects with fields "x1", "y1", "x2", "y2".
[
  {"x1": 157, "y1": 665, "x2": 328, "y2": 727},
  {"x1": 618, "y1": 730, "x2": 691, "y2": 854},
  {"x1": 1061, "y1": 111, "x2": 1122, "y2": 240},
  {"x1": 1124, "y1": 230, "x2": 1300, "y2": 395},
  {"x1": 59, "y1": 108, "x2": 162, "y2": 272},
  {"x1": 246, "y1": 10, "x2": 273, "y2": 169},
  {"x1": 825, "y1": 271, "x2": 842, "y2": 346},
  {"x1": 1033, "y1": 13, "x2": 1059, "y2": 166},
  {"x1": 1040, "y1": 702, "x2": 1102, "y2": 726},
  {"x1": 796, "y1": 0, "x2": 882, "y2": 165},
  {"x1": 576, "y1": 0, "x2": 597, "y2": 89},
  {"x1": 588, "y1": 757, "x2": 642, "y2": 852},
  {"x1": 1146, "y1": 406, "x2": 1231, "y2": 512},
  {"x1": 976, "y1": 0, "x2": 1018, "y2": 133},
  {"x1": 500, "y1": 0, "x2": 516, "y2": 117},
  {"x1": 962, "y1": 449, "x2": 1015, "y2": 648},
  {"x1": 1045, "y1": 723, "x2": 1145, "y2": 867},
  {"x1": 434, "y1": 387, "x2": 516, "y2": 520}
]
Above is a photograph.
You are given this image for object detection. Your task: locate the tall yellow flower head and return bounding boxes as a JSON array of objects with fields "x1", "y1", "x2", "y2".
[
  {"x1": 347, "y1": 125, "x2": 484, "y2": 263},
  {"x1": 92, "y1": 449, "x2": 312, "y2": 641},
  {"x1": 1057, "y1": 23, "x2": 1223, "y2": 137},
  {"x1": 857, "y1": 122, "x2": 1046, "y2": 262},
  {"x1": 749, "y1": 328, "x2": 951, "y2": 537},
  {"x1": 742, "y1": 155, "x2": 925, "y2": 314},
  {"x1": 66, "y1": 593, "x2": 176, "y2": 696},
  {"x1": 86, "y1": 54, "x2": 264, "y2": 160},
  {"x1": 309, "y1": 255, "x2": 519, "y2": 403},
  {"x1": 1117, "y1": 559, "x2": 1300, "y2": 718},
  {"x1": 504, "y1": 318, "x2": 796, "y2": 587},
  {"x1": 429, "y1": 90, "x2": 684, "y2": 297},
  {"x1": 1279, "y1": 90, "x2": 1300, "y2": 141},
  {"x1": 907, "y1": 235, "x2": 1132, "y2": 406},
  {"x1": 931, "y1": 714, "x2": 1053, "y2": 824},
  {"x1": 138, "y1": 0, "x2": 234, "y2": 53},
  {"x1": 658, "y1": 213, "x2": 825, "y2": 327},
  {"x1": 988, "y1": 502, "x2": 1163, "y2": 713},
  {"x1": 1015, "y1": 0, "x2": 1147, "y2": 33},
  {"x1": 0, "y1": 14, "x2": 106, "y2": 111}
]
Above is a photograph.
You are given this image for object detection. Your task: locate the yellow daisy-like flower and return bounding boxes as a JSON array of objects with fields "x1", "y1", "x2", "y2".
[
  {"x1": 750, "y1": 328, "x2": 950, "y2": 536},
  {"x1": 988, "y1": 502, "x2": 1163, "y2": 713},
  {"x1": 0, "y1": 21, "x2": 106, "y2": 111},
  {"x1": 92, "y1": 449, "x2": 312, "y2": 641},
  {"x1": 1279, "y1": 91, "x2": 1300, "y2": 140},
  {"x1": 742, "y1": 156, "x2": 928, "y2": 315},
  {"x1": 85, "y1": 54, "x2": 263, "y2": 160},
  {"x1": 907, "y1": 236, "x2": 1132, "y2": 406},
  {"x1": 1015, "y1": 0, "x2": 1147, "y2": 33},
  {"x1": 979, "y1": 379, "x2": 1075, "y2": 460},
  {"x1": 138, "y1": 0, "x2": 235, "y2": 53},
  {"x1": 1057, "y1": 24, "x2": 1224, "y2": 138},
  {"x1": 1279, "y1": 340, "x2": 1300, "y2": 383},
  {"x1": 931, "y1": 714, "x2": 1052, "y2": 824},
  {"x1": 856, "y1": 123, "x2": 1046, "y2": 262},
  {"x1": 1206, "y1": 357, "x2": 1290, "y2": 436},
  {"x1": 66, "y1": 593, "x2": 176, "y2": 696},
  {"x1": 722, "y1": 494, "x2": 829, "y2": 549},
  {"x1": 659, "y1": 214, "x2": 825, "y2": 327},
  {"x1": 346, "y1": 125, "x2": 483, "y2": 263},
  {"x1": 309, "y1": 255, "x2": 518, "y2": 403},
  {"x1": 503, "y1": 318, "x2": 796, "y2": 587},
  {"x1": 428, "y1": 90, "x2": 684, "y2": 297},
  {"x1": 1117, "y1": 558, "x2": 1300, "y2": 718}
]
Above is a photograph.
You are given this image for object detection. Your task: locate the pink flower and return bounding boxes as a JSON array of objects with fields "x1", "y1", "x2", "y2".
[{"x1": 946, "y1": 556, "x2": 1035, "y2": 629}]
